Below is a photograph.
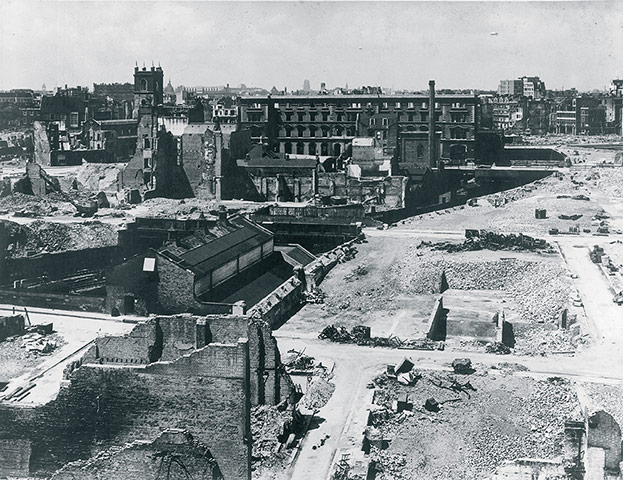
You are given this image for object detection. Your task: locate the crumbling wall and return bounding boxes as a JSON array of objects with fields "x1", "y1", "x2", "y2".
[
  {"x1": 0, "y1": 315, "x2": 25, "y2": 342},
  {"x1": 426, "y1": 296, "x2": 446, "y2": 341},
  {"x1": 0, "y1": 341, "x2": 251, "y2": 480},
  {"x1": 247, "y1": 320, "x2": 294, "y2": 406},
  {"x1": 587, "y1": 410, "x2": 622, "y2": 473},
  {"x1": 249, "y1": 276, "x2": 305, "y2": 329},
  {"x1": 85, "y1": 320, "x2": 159, "y2": 365}
]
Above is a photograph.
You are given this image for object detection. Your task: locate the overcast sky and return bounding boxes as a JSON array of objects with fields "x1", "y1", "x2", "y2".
[{"x1": 0, "y1": 1, "x2": 622, "y2": 92}]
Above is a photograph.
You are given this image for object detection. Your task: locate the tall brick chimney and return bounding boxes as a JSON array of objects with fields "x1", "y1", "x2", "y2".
[{"x1": 428, "y1": 80, "x2": 436, "y2": 168}]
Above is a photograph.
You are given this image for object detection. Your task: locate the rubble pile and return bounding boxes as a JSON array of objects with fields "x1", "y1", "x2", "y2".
[
  {"x1": 282, "y1": 350, "x2": 315, "y2": 371},
  {"x1": 251, "y1": 405, "x2": 299, "y2": 463},
  {"x1": 138, "y1": 197, "x2": 221, "y2": 218},
  {"x1": 2, "y1": 219, "x2": 118, "y2": 257},
  {"x1": 582, "y1": 383, "x2": 623, "y2": 428},
  {"x1": 579, "y1": 167, "x2": 623, "y2": 198},
  {"x1": 303, "y1": 287, "x2": 326, "y2": 304},
  {"x1": 427, "y1": 231, "x2": 552, "y2": 253},
  {"x1": 300, "y1": 376, "x2": 335, "y2": 410},
  {"x1": 74, "y1": 163, "x2": 124, "y2": 193},
  {"x1": 0, "y1": 192, "x2": 70, "y2": 217},
  {"x1": 368, "y1": 370, "x2": 577, "y2": 480}
]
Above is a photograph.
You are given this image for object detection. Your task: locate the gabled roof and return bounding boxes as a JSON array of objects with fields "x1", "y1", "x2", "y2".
[{"x1": 158, "y1": 216, "x2": 273, "y2": 276}]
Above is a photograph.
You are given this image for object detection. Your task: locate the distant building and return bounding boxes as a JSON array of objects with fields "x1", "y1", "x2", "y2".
[
  {"x1": 498, "y1": 80, "x2": 523, "y2": 96},
  {"x1": 498, "y1": 76, "x2": 546, "y2": 99},
  {"x1": 92, "y1": 82, "x2": 134, "y2": 102},
  {"x1": 39, "y1": 86, "x2": 89, "y2": 131},
  {"x1": 84, "y1": 118, "x2": 138, "y2": 161},
  {"x1": 236, "y1": 144, "x2": 320, "y2": 202},
  {"x1": 551, "y1": 96, "x2": 605, "y2": 135},
  {"x1": 0, "y1": 89, "x2": 35, "y2": 105},
  {"x1": 212, "y1": 96, "x2": 238, "y2": 125}
]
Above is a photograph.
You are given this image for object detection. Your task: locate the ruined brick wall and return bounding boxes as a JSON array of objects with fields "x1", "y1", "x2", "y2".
[
  {"x1": 156, "y1": 256, "x2": 198, "y2": 313},
  {"x1": 0, "y1": 438, "x2": 31, "y2": 478},
  {"x1": 0, "y1": 315, "x2": 25, "y2": 342},
  {"x1": 587, "y1": 410, "x2": 622, "y2": 473},
  {"x1": 0, "y1": 341, "x2": 251, "y2": 480},
  {"x1": 250, "y1": 276, "x2": 304, "y2": 329},
  {"x1": 90, "y1": 320, "x2": 158, "y2": 364}
]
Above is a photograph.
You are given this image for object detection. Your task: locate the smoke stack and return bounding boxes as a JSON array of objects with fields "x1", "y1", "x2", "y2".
[
  {"x1": 428, "y1": 80, "x2": 437, "y2": 168},
  {"x1": 428, "y1": 80, "x2": 436, "y2": 168}
]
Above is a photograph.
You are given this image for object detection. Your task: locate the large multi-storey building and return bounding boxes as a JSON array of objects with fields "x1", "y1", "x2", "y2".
[
  {"x1": 498, "y1": 76, "x2": 546, "y2": 99},
  {"x1": 238, "y1": 89, "x2": 479, "y2": 164}
]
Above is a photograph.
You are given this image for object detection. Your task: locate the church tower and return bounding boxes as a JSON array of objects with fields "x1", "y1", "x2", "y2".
[
  {"x1": 133, "y1": 64, "x2": 164, "y2": 190},
  {"x1": 133, "y1": 64, "x2": 164, "y2": 118}
]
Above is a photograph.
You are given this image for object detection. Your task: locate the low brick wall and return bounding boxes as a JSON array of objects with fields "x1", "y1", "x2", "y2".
[
  {"x1": 0, "y1": 289, "x2": 107, "y2": 313},
  {"x1": 0, "y1": 315, "x2": 25, "y2": 342},
  {"x1": 304, "y1": 235, "x2": 363, "y2": 289}
]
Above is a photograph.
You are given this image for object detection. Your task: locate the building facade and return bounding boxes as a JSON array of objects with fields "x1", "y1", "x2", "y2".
[{"x1": 238, "y1": 91, "x2": 479, "y2": 164}]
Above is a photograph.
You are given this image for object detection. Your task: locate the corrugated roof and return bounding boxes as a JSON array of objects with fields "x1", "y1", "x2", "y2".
[{"x1": 158, "y1": 216, "x2": 272, "y2": 276}]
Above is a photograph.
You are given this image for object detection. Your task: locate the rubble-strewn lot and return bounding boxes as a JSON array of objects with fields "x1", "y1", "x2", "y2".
[
  {"x1": 1, "y1": 219, "x2": 118, "y2": 257},
  {"x1": 289, "y1": 235, "x2": 576, "y2": 355},
  {"x1": 0, "y1": 332, "x2": 65, "y2": 381},
  {"x1": 369, "y1": 370, "x2": 577, "y2": 480},
  {"x1": 401, "y1": 175, "x2": 603, "y2": 235}
]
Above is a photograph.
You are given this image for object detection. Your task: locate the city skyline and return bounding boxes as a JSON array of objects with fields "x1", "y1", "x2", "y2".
[{"x1": 0, "y1": 1, "x2": 622, "y2": 92}]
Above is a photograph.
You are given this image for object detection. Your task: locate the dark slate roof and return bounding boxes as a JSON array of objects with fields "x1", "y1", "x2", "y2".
[
  {"x1": 275, "y1": 245, "x2": 316, "y2": 267},
  {"x1": 158, "y1": 216, "x2": 272, "y2": 276},
  {"x1": 237, "y1": 157, "x2": 318, "y2": 169}
]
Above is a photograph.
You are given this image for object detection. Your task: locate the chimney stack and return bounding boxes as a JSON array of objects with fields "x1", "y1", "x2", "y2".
[
  {"x1": 428, "y1": 80, "x2": 436, "y2": 168},
  {"x1": 218, "y1": 205, "x2": 228, "y2": 221}
]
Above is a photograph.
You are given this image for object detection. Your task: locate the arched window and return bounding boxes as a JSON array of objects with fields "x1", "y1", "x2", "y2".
[
  {"x1": 417, "y1": 143, "x2": 424, "y2": 158},
  {"x1": 309, "y1": 142, "x2": 317, "y2": 155},
  {"x1": 333, "y1": 143, "x2": 342, "y2": 156},
  {"x1": 284, "y1": 126, "x2": 292, "y2": 137},
  {"x1": 140, "y1": 79, "x2": 148, "y2": 91},
  {"x1": 297, "y1": 142, "x2": 305, "y2": 155},
  {"x1": 334, "y1": 126, "x2": 343, "y2": 136},
  {"x1": 297, "y1": 126, "x2": 306, "y2": 137},
  {"x1": 321, "y1": 126, "x2": 330, "y2": 138},
  {"x1": 284, "y1": 142, "x2": 292, "y2": 154},
  {"x1": 309, "y1": 126, "x2": 317, "y2": 137},
  {"x1": 320, "y1": 142, "x2": 329, "y2": 156}
]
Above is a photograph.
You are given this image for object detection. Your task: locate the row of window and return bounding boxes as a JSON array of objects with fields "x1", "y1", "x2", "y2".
[
  {"x1": 281, "y1": 126, "x2": 356, "y2": 137},
  {"x1": 271, "y1": 101, "x2": 468, "y2": 110}
]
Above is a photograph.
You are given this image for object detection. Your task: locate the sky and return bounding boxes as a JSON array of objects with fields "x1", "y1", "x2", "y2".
[{"x1": 0, "y1": 0, "x2": 622, "y2": 92}]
